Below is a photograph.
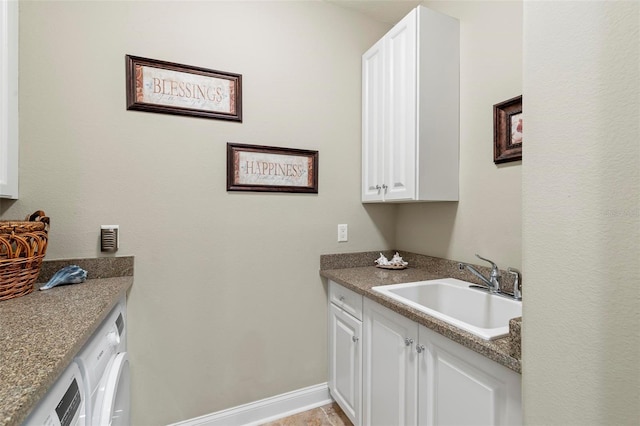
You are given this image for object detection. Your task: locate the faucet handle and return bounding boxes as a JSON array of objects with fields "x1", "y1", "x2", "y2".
[
  {"x1": 507, "y1": 267, "x2": 522, "y2": 300},
  {"x1": 475, "y1": 254, "x2": 499, "y2": 276}
]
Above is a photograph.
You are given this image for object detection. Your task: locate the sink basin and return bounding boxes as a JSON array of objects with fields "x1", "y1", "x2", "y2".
[{"x1": 372, "y1": 278, "x2": 522, "y2": 340}]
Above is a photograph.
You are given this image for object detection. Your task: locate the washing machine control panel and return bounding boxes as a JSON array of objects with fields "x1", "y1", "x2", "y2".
[
  {"x1": 23, "y1": 362, "x2": 86, "y2": 426},
  {"x1": 105, "y1": 313, "x2": 124, "y2": 347},
  {"x1": 55, "y1": 378, "x2": 82, "y2": 426},
  {"x1": 115, "y1": 313, "x2": 124, "y2": 336},
  {"x1": 106, "y1": 329, "x2": 120, "y2": 347}
]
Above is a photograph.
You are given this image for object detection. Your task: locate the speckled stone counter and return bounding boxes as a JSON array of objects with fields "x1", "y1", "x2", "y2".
[
  {"x1": 0, "y1": 257, "x2": 133, "y2": 426},
  {"x1": 320, "y1": 251, "x2": 522, "y2": 374}
]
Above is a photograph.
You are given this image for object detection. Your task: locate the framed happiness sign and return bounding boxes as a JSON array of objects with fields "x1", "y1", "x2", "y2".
[{"x1": 227, "y1": 143, "x2": 319, "y2": 193}]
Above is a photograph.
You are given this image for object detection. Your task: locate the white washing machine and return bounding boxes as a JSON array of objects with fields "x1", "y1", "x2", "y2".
[
  {"x1": 23, "y1": 361, "x2": 87, "y2": 426},
  {"x1": 75, "y1": 296, "x2": 130, "y2": 426}
]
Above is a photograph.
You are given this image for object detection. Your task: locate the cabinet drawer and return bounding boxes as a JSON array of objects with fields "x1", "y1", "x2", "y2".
[{"x1": 329, "y1": 280, "x2": 363, "y2": 320}]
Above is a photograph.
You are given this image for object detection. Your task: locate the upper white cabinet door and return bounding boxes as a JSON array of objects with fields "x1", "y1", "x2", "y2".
[
  {"x1": 361, "y1": 6, "x2": 459, "y2": 203},
  {"x1": 361, "y1": 38, "x2": 385, "y2": 202},
  {"x1": 0, "y1": 0, "x2": 19, "y2": 199},
  {"x1": 418, "y1": 325, "x2": 522, "y2": 426},
  {"x1": 384, "y1": 8, "x2": 417, "y2": 202},
  {"x1": 363, "y1": 299, "x2": 418, "y2": 426}
]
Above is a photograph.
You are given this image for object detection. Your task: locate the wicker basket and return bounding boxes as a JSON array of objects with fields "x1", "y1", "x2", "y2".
[{"x1": 0, "y1": 211, "x2": 50, "y2": 301}]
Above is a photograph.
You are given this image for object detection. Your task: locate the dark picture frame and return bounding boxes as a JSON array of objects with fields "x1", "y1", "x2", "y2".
[
  {"x1": 227, "y1": 143, "x2": 319, "y2": 193},
  {"x1": 493, "y1": 95, "x2": 522, "y2": 164},
  {"x1": 126, "y1": 55, "x2": 242, "y2": 122}
]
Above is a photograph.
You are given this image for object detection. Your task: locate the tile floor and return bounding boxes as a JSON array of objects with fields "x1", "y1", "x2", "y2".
[{"x1": 260, "y1": 402, "x2": 352, "y2": 426}]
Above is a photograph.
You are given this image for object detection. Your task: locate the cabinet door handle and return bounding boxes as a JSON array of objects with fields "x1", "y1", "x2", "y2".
[
  {"x1": 352, "y1": 336, "x2": 359, "y2": 343},
  {"x1": 404, "y1": 337, "x2": 414, "y2": 346},
  {"x1": 375, "y1": 185, "x2": 381, "y2": 194},
  {"x1": 416, "y1": 344, "x2": 425, "y2": 354}
]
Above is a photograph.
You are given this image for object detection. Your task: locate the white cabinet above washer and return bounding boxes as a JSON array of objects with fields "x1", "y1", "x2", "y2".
[
  {"x1": 0, "y1": 0, "x2": 19, "y2": 199},
  {"x1": 362, "y1": 6, "x2": 459, "y2": 203}
]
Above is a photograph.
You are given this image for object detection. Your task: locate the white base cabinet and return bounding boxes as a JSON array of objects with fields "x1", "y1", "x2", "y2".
[
  {"x1": 328, "y1": 281, "x2": 363, "y2": 426},
  {"x1": 329, "y1": 282, "x2": 522, "y2": 426},
  {"x1": 419, "y1": 325, "x2": 522, "y2": 426},
  {"x1": 329, "y1": 304, "x2": 362, "y2": 425},
  {"x1": 363, "y1": 298, "x2": 418, "y2": 426}
]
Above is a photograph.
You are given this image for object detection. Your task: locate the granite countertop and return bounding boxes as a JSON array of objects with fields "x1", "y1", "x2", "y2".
[
  {"x1": 320, "y1": 252, "x2": 522, "y2": 374},
  {"x1": 0, "y1": 258, "x2": 133, "y2": 426}
]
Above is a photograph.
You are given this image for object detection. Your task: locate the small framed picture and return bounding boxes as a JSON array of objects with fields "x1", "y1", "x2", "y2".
[
  {"x1": 126, "y1": 55, "x2": 242, "y2": 122},
  {"x1": 493, "y1": 95, "x2": 522, "y2": 164},
  {"x1": 227, "y1": 143, "x2": 319, "y2": 193}
]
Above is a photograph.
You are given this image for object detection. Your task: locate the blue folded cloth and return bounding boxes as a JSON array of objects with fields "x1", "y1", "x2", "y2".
[{"x1": 39, "y1": 265, "x2": 88, "y2": 290}]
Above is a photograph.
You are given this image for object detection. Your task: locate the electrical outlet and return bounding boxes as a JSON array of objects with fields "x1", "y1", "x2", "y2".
[{"x1": 338, "y1": 224, "x2": 348, "y2": 242}]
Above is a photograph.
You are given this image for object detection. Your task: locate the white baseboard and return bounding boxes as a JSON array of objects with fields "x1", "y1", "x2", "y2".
[{"x1": 169, "y1": 383, "x2": 332, "y2": 426}]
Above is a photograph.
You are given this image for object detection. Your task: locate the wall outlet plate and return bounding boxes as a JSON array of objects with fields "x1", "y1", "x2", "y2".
[
  {"x1": 101, "y1": 225, "x2": 119, "y2": 252},
  {"x1": 338, "y1": 224, "x2": 348, "y2": 242}
]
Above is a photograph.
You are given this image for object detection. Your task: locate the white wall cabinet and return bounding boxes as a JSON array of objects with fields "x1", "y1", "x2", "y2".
[
  {"x1": 330, "y1": 292, "x2": 522, "y2": 426},
  {"x1": 328, "y1": 281, "x2": 363, "y2": 426},
  {"x1": 362, "y1": 6, "x2": 459, "y2": 203},
  {"x1": 1, "y1": 0, "x2": 19, "y2": 199}
]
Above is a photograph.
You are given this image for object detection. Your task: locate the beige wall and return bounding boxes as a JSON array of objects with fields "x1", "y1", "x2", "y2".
[
  {"x1": 396, "y1": 0, "x2": 523, "y2": 269},
  {"x1": 1, "y1": 1, "x2": 394, "y2": 423},
  {"x1": 522, "y1": 1, "x2": 639, "y2": 424}
]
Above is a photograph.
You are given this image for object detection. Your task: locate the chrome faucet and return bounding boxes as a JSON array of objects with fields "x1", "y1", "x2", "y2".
[
  {"x1": 508, "y1": 267, "x2": 522, "y2": 300},
  {"x1": 458, "y1": 254, "x2": 501, "y2": 294}
]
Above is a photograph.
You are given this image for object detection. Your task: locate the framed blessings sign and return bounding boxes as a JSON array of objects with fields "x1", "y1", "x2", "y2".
[
  {"x1": 126, "y1": 55, "x2": 242, "y2": 122},
  {"x1": 227, "y1": 143, "x2": 319, "y2": 193}
]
